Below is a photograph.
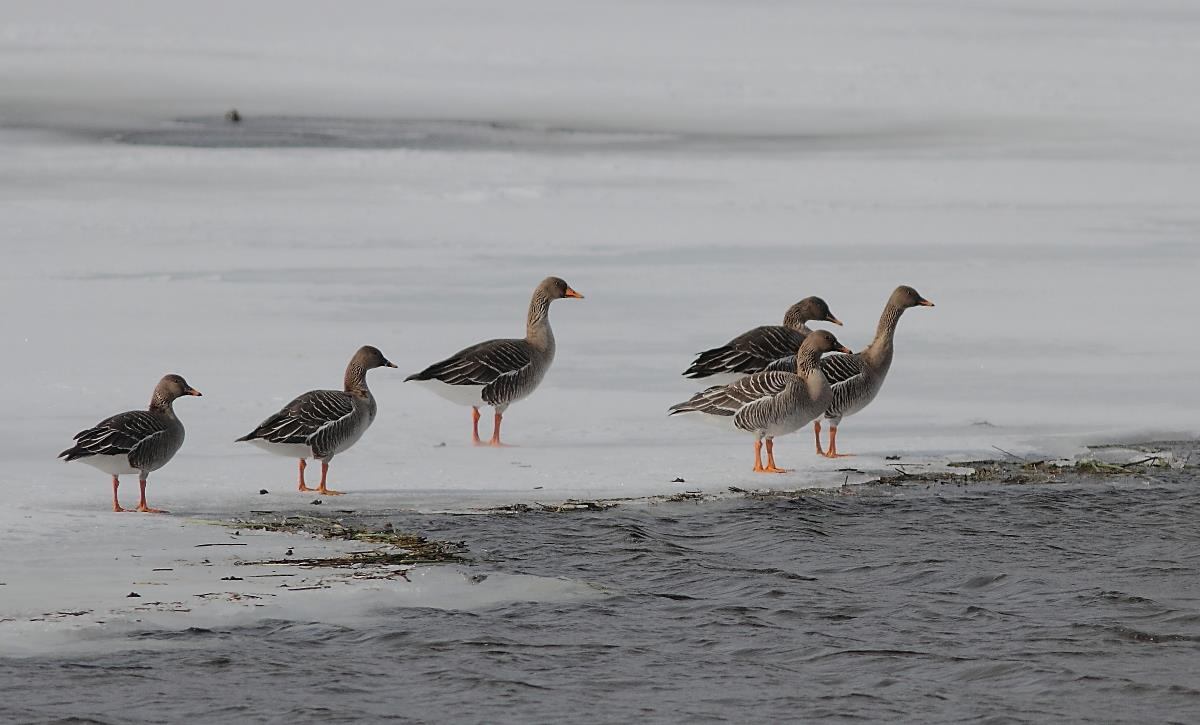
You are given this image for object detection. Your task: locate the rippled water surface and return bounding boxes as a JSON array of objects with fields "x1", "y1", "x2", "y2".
[{"x1": 5, "y1": 473, "x2": 1200, "y2": 723}]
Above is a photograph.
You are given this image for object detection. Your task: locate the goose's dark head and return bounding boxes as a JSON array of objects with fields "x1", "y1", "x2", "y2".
[
  {"x1": 784, "y1": 296, "x2": 842, "y2": 329},
  {"x1": 538, "y1": 276, "x2": 584, "y2": 301},
  {"x1": 891, "y1": 285, "x2": 934, "y2": 309},
  {"x1": 353, "y1": 345, "x2": 398, "y2": 370},
  {"x1": 801, "y1": 329, "x2": 853, "y2": 356},
  {"x1": 152, "y1": 374, "x2": 202, "y2": 407}
]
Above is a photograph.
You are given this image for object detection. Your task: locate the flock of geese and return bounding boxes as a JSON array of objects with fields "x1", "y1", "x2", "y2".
[{"x1": 58, "y1": 276, "x2": 933, "y2": 512}]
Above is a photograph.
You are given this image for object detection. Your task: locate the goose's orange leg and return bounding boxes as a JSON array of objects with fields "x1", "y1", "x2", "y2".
[
  {"x1": 488, "y1": 411, "x2": 513, "y2": 447},
  {"x1": 134, "y1": 479, "x2": 167, "y2": 513},
  {"x1": 316, "y1": 461, "x2": 344, "y2": 495},
  {"x1": 298, "y1": 458, "x2": 315, "y2": 492},
  {"x1": 813, "y1": 421, "x2": 826, "y2": 456},
  {"x1": 824, "y1": 426, "x2": 854, "y2": 458},
  {"x1": 472, "y1": 407, "x2": 483, "y2": 446},
  {"x1": 111, "y1": 476, "x2": 128, "y2": 512},
  {"x1": 762, "y1": 438, "x2": 790, "y2": 473},
  {"x1": 753, "y1": 439, "x2": 766, "y2": 472}
]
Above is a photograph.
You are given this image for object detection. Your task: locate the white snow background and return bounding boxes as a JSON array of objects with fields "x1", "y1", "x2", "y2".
[{"x1": 1, "y1": 0, "x2": 1198, "y2": 646}]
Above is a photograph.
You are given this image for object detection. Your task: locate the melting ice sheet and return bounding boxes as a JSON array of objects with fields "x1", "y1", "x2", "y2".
[{"x1": 0, "y1": 511, "x2": 602, "y2": 657}]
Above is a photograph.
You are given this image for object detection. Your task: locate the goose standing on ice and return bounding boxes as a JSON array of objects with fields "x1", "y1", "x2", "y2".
[
  {"x1": 816, "y1": 285, "x2": 934, "y2": 458},
  {"x1": 59, "y1": 374, "x2": 202, "y2": 513},
  {"x1": 683, "y1": 296, "x2": 843, "y2": 383},
  {"x1": 670, "y1": 330, "x2": 850, "y2": 473},
  {"x1": 237, "y1": 346, "x2": 396, "y2": 495},
  {"x1": 406, "y1": 276, "x2": 584, "y2": 446}
]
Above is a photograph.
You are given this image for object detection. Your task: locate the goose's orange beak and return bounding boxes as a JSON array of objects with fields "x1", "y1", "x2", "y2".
[
  {"x1": 827, "y1": 315, "x2": 843, "y2": 326},
  {"x1": 918, "y1": 298, "x2": 934, "y2": 307},
  {"x1": 187, "y1": 389, "x2": 203, "y2": 397},
  {"x1": 565, "y1": 288, "x2": 584, "y2": 299},
  {"x1": 836, "y1": 346, "x2": 852, "y2": 354}
]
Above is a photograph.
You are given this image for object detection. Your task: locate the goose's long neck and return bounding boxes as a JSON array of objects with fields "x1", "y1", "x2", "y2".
[
  {"x1": 795, "y1": 348, "x2": 823, "y2": 378},
  {"x1": 796, "y1": 348, "x2": 830, "y2": 394},
  {"x1": 866, "y1": 302, "x2": 905, "y2": 367},
  {"x1": 344, "y1": 361, "x2": 371, "y2": 396},
  {"x1": 149, "y1": 391, "x2": 177, "y2": 416},
  {"x1": 782, "y1": 308, "x2": 810, "y2": 333},
  {"x1": 525, "y1": 290, "x2": 555, "y2": 350}
]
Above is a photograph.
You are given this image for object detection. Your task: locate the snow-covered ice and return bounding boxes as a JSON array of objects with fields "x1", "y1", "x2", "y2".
[{"x1": 2, "y1": 0, "x2": 1198, "y2": 645}]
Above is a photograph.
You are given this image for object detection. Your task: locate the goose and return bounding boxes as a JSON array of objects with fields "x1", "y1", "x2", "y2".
[
  {"x1": 237, "y1": 345, "x2": 396, "y2": 495},
  {"x1": 59, "y1": 374, "x2": 202, "y2": 513},
  {"x1": 670, "y1": 330, "x2": 850, "y2": 473},
  {"x1": 683, "y1": 296, "x2": 842, "y2": 383},
  {"x1": 406, "y1": 276, "x2": 583, "y2": 446},
  {"x1": 815, "y1": 285, "x2": 933, "y2": 458}
]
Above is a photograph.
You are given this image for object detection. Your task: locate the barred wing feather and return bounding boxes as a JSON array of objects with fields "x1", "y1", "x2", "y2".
[
  {"x1": 821, "y1": 352, "x2": 865, "y2": 387},
  {"x1": 128, "y1": 428, "x2": 176, "y2": 471},
  {"x1": 307, "y1": 402, "x2": 364, "y2": 458},
  {"x1": 239, "y1": 390, "x2": 353, "y2": 445},
  {"x1": 407, "y1": 339, "x2": 533, "y2": 387},
  {"x1": 60, "y1": 411, "x2": 167, "y2": 461},
  {"x1": 684, "y1": 326, "x2": 806, "y2": 378},
  {"x1": 670, "y1": 371, "x2": 795, "y2": 417}
]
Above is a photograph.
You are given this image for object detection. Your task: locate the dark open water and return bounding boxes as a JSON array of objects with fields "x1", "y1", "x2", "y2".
[{"x1": 4, "y1": 472, "x2": 1200, "y2": 724}]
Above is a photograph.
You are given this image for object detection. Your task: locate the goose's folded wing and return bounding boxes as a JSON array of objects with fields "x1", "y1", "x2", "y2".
[
  {"x1": 128, "y1": 428, "x2": 173, "y2": 470},
  {"x1": 407, "y1": 339, "x2": 533, "y2": 386},
  {"x1": 307, "y1": 400, "x2": 363, "y2": 459},
  {"x1": 61, "y1": 411, "x2": 166, "y2": 460},
  {"x1": 481, "y1": 362, "x2": 539, "y2": 407},
  {"x1": 238, "y1": 390, "x2": 353, "y2": 444},
  {"x1": 684, "y1": 326, "x2": 805, "y2": 377},
  {"x1": 670, "y1": 371, "x2": 795, "y2": 417},
  {"x1": 761, "y1": 354, "x2": 801, "y2": 374},
  {"x1": 821, "y1": 352, "x2": 865, "y2": 387}
]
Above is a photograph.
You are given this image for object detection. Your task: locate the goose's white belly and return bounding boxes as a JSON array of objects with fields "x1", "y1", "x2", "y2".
[
  {"x1": 80, "y1": 454, "x2": 138, "y2": 475},
  {"x1": 675, "y1": 409, "x2": 809, "y2": 439},
  {"x1": 248, "y1": 440, "x2": 315, "y2": 459},
  {"x1": 413, "y1": 379, "x2": 486, "y2": 407},
  {"x1": 761, "y1": 409, "x2": 818, "y2": 439}
]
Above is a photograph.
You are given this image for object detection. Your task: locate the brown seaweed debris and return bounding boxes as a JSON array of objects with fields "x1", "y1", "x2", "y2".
[
  {"x1": 534, "y1": 499, "x2": 618, "y2": 512},
  {"x1": 869, "y1": 456, "x2": 1177, "y2": 488},
  {"x1": 227, "y1": 516, "x2": 467, "y2": 568}
]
